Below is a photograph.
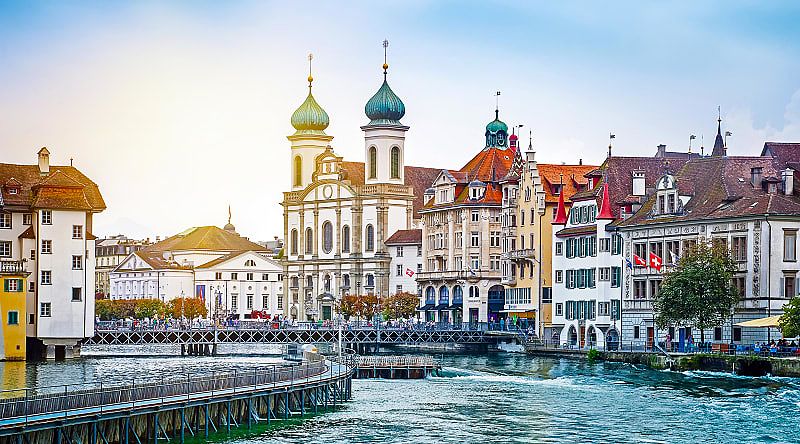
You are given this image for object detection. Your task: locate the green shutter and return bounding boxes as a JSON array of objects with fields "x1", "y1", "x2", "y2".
[{"x1": 3, "y1": 279, "x2": 7, "y2": 292}]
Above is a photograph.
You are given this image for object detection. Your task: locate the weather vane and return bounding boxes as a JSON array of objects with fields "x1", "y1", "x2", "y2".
[
  {"x1": 383, "y1": 39, "x2": 389, "y2": 75},
  {"x1": 307, "y1": 53, "x2": 314, "y2": 87}
]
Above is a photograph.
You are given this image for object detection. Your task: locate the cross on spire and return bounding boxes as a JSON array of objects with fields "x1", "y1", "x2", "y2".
[
  {"x1": 495, "y1": 91, "x2": 501, "y2": 119},
  {"x1": 307, "y1": 53, "x2": 314, "y2": 88},
  {"x1": 382, "y1": 39, "x2": 389, "y2": 76}
]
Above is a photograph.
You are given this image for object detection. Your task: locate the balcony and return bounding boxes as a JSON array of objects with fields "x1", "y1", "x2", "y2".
[
  {"x1": 0, "y1": 260, "x2": 26, "y2": 274},
  {"x1": 416, "y1": 269, "x2": 497, "y2": 283},
  {"x1": 501, "y1": 276, "x2": 516, "y2": 286},
  {"x1": 508, "y1": 248, "x2": 536, "y2": 261}
]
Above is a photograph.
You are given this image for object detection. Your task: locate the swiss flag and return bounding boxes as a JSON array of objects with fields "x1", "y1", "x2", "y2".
[
  {"x1": 405, "y1": 268, "x2": 415, "y2": 277},
  {"x1": 649, "y1": 252, "x2": 663, "y2": 272},
  {"x1": 633, "y1": 254, "x2": 647, "y2": 267}
]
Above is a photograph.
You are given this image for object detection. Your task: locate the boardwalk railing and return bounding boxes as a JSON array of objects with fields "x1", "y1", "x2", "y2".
[
  {"x1": 354, "y1": 356, "x2": 438, "y2": 368},
  {"x1": 0, "y1": 361, "x2": 329, "y2": 425}
]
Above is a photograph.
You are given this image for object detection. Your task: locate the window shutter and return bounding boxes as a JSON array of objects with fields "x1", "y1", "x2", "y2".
[
  {"x1": 781, "y1": 277, "x2": 786, "y2": 297},
  {"x1": 3, "y1": 279, "x2": 7, "y2": 292},
  {"x1": 16, "y1": 279, "x2": 23, "y2": 292}
]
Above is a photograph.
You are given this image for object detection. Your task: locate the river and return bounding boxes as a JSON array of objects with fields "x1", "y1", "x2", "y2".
[{"x1": 2, "y1": 347, "x2": 798, "y2": 443}]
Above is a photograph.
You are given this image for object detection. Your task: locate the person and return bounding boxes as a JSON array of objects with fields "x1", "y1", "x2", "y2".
[{"x1": 665, "y1": 333, "x2": 672, "y2": 352}]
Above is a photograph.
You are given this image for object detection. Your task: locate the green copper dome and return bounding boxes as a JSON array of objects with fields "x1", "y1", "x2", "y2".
[
  {"x1": 484, "y1": 110, "x2": 508, "y2": 148},
  {"x1": 365, "y1": 77, "x2": 405, "y2": 125},
  {"x1": 291, "y1": 88, "x2": 329, "y2": 135},
  {"x1": 485, "y1": 114, "x2": 508, "y2": 133}
]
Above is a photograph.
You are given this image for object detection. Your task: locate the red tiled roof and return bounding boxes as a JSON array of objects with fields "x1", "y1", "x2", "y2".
[
  {"x1": 385, "y1": 229, "x2": 422, "y2": 245},
  {"x1": 761, "y1": 142, "x2": 800, "y2": 166},
  {"x1": 0, "y1": 163, "x2": 105, "y2": 211},
  {"x1": 537, "y1": 164, "x2": 597, "y2": 204},
  {"x1": 339, "y1": 161, "x2": 441, "y2": 218},
  {"x1": 459, "y1": 147, "x2": 516, "y2": 182}
]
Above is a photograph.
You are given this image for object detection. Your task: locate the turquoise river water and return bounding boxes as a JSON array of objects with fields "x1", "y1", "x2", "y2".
[{"x1": 2, "y1": 345, "x2": 799, "y2": 444}]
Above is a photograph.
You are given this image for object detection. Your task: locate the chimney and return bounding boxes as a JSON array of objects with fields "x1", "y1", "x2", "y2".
[
  {"x1": 37, "y1": 147, "x2": 50, "y2": 176},
  {"x1": 751, "y1": 167, "x2": 762, "y2": 188},
  {"x1": 657, "y1": 144, "x2": 666, "y2": 157},
  {"x1": 632, "y1": 170, "x2": 646, "y2": 196},
  {"x1": 579, "y1": 158, "x2": 583, "y2": 165},
  {"x1": 783, "y1": 168, "x2": 794, "y2": 195}
]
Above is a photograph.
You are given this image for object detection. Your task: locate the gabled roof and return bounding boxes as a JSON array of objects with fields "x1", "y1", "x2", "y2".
[
  {"x1": 761, "y1": 142, "x2": 800, "y2": 166},
  {"x1": 0, "y1": 163, "x2": 105, "y2": 211},
  {"x1": 143, "y1": 226, "x2": 267, "y2": 253},
  {"x1": 195, "y1": 250, "x2": 280, "y2": 269},
  {"x1": 385, "y1": 229, "x2": 422, "y2": 245},
  {"x1": 537, "y1": 164, "x2": 597, "y2": 204}
]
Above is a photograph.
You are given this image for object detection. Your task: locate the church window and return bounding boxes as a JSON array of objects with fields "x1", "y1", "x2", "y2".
[
  {"x1": 305, "y1": 228, "x2": 313, "y2": 254},
  {"x1": 290, "y1": 229, "x2": 298, "y2": 255},
  {"x1": 322, "y1": 221, "x2": 333, "y2": 254},
  {"x1": 366, "y1": 274, "x2": 375, "y2": 288},
  {"x1": 342, "y1": 225, "x2": 351, "y2": 253},
  {"x1": 293, "y1": 156, "x2": 302, "y2": 187},
  {"x1": 365, "y1": 224, "x2": 375, "y2": 252},
  {"x1": 368, "y1": 146, "x2": 377, "y2": 179},
  {"x1": 323, "y1": 274, "x2": 331, "y2": 292},
  {"x1": 391, "y1": 146, "x2": 400, "y2": 179}
]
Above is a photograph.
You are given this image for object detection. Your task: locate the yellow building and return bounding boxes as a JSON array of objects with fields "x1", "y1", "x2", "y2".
[
  {"x1": 0, "y1": 261, "x2": 28, "y2": 361},
  {"x1": 502, "y1": 147, "x2": 595, "y2": 339}
]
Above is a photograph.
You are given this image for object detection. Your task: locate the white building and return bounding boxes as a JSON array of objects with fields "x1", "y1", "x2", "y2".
[
  {"x1": 95, "y1": 235, "x2": 150, "y2": 298},
  {"x1": 111, "y1": 223, "x2": 282, "y2": 320},
  {"x1": 281, "y1": 53, "x2": 439, "y2": 321},
  {"x1": 0, "y1": 147, "x2": 105, "y2": 359},
  {"x1": 385, "y1": 229, "x2": 422, "y2": 296}
]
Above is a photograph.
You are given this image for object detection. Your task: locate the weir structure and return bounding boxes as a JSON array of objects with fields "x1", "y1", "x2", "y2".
[{"x1": 0, "y1": 357, "x2": 353, "y2": 444}]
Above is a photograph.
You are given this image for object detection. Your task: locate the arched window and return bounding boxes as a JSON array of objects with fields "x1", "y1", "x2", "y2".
[
  {"x1": 365, "y1": 224, "x2": 375, "y2": 252},
  {"x1": 438, "y1": 286, "x2": 450, "y2": 305},
  {"x1": 343, "y1": 274, "x2": 350, "y2": 288},
  {"x1": 307, "y1": 275, "x2": 314, "y2": 287},
  {"x1": 290, "y1": 229, "x2": 298, "y2": 255},
  {"x1": 425, "y1": 286, "x2": 435, "y2": 304},
  {"x1": 366, "y1": 274, "x2": 375, "y2": 287},
  {"x1": 323, "y1": 274, "x2": 331, "y2": 292},
  {"x1": 244, "y1": 259, "x2": 256, "y2": 267},
  {"x1": 291, "y1": 276, "x2": 299, "y2": 288},
  {"x1": 322, "y1": 221, "x2": 333, "y2": 254},
  {"x1": 391, "y1": 146, "x2": 400, "y2": 179},
  {"x1": 342, "y1": 225, "x2": 351, "y2": 253},
  {"x1": 453, "y1": 285, "x2": 463, "y2": 303},
  {"x1": 305, "y1": 228, "x2": 313, "y2": 254},
  {"x1": 368, "y1": 146, "x2": 377, "y2": 179},
  {"x1": 293, "y1": 155, "x2": 302, "y2": 187}
]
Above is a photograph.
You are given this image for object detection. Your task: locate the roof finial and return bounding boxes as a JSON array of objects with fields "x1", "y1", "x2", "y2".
[
  {"x1": 228, "y1": 204, "x2": 232, "y2": 225},
  {"x1": 528, "y1": 129, "x2": 533, "y2": 150},
  {"x1": 689, "y1": 134, "x2": 696, "y2": 154},
  {"x1": 382, "y1": 39, "x2": 389, "y2": 77},
  {"x1": 608, "y1": 133, "x2": 615, "y2": 158},
  {"x1": 700, "y1": 134, "x2": 705, "y2": 157},
  {"x1": 495, "y1": 91, "x2": 501, "y2": 120},
  {"x1": 307, "y1": 53, "x2": 314, "y2": 89}
]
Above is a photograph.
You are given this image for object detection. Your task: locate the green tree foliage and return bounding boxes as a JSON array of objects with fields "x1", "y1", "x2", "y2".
[
  {"x1": 779, "y1": 296, "x2": 800, "y2": 338},
  {"x1": 653, "y1": 241, "x2": 740, "y2": 342},
  {"x1": 95, "y1": 299, "x2": 164, "y2": 320},
  {"x1": 134, "y1": 299, "x2": 167, "y2": 319},
  {"x1": 382, "y1": 292, "x2": 419, "y2": 320},
  {"x1": 168, "y1": 297, "x2": 208, "y2": 319},
  {"x1": 358, "y1": 294, "x2": 381, "y2": 320}
]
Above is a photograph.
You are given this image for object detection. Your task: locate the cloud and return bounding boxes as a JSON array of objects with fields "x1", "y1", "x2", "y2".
[{"x1": 725, "y1": 89, "x2": 800, "y2": 155}]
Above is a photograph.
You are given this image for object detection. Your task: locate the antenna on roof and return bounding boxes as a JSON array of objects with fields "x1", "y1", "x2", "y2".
[
  {"x1": 700, "y1": 135, "x2": 705, "y2": 157},
  {"x1": 495, "y1": 91, "x2": 501, "y2": 120},
  {"x1": 608, "y1": 133, "x2": 615, "y2": 158},
  {"x1": 688, "y1": 134, "x2": 696, "y2": 154},
  {"x1": 69, "y1": 157, "x2": 73, "y2": 166}
]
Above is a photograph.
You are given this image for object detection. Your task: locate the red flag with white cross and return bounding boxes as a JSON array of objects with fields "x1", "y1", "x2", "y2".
[
  {"x1": 405, "y1": 268, "x2": 415, "y2": 277},
  {"x1": 649, "y1": 251, "x2": 663, "y2": 272}
]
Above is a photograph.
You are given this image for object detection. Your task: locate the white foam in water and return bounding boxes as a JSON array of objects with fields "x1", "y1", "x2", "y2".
[{"x1": 450, "y1": 374, "x2": 579, "y2": 388}]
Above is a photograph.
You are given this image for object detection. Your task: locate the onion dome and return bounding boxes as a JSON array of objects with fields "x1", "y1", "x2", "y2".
[
  {"x1": 485, "y1": 110, "x2": 509, "y2": 148},
  {"x1": 486, "y1": 116, "x2": 508, "y2": 134},
  {"x1": 291, "y1": 76, "x2": 329, "y2": 135},
  {"x1": 365, "y1": 77, "x2": 406, "y2": 125}
]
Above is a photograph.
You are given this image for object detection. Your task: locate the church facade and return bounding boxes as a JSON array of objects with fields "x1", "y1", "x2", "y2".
[{"x1": 281, "y1": 57, "x2": 438, "y2": 321}]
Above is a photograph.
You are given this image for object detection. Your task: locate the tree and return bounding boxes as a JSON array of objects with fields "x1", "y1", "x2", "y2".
[
  {"x1": 168, "y1": 297, "x2": 208, "y2": 319},
  {"x1": 779, "y1": 296, "x2": 800, "y2": 338},
  {"x1": 383, "y1": 292, "x2": 419, "y2": 320},
  {"x1": 337, "y1": 294, "x2": 362, "y2": 320},
  {"x1": 95, "y1": 299, "x2": 115, "y2": 320},
  {"x1": 134, "y1": 299, "x2": 167, "y2": 319},
  {"x1": 654, "y1": 241, "x2": 740, "y2": 342},
  {"x1": 358, "y1": 294, "x2": 381, "y2": 320}
]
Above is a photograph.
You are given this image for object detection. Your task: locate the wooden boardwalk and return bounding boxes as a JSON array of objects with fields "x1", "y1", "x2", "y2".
[{"x1": 352, "y1": 356, "x2": 441, "y2": 379}]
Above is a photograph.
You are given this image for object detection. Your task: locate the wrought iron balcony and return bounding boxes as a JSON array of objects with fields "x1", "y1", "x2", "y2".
[
  {"x1": 0, "y1": 260, "x2": 26, "y2": 274},
  {"x1": 507, "y1": 248, "x2": 536, "y2": 260}
]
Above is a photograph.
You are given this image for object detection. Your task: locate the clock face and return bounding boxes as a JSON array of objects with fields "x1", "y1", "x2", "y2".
[{"x1": 497, "y1": 133, "x2": 506, "y2": 145}]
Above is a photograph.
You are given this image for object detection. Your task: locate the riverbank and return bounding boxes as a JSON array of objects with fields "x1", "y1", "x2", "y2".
[{"x1": 526, "y1": 347, "x2": 800, "y2": 377}]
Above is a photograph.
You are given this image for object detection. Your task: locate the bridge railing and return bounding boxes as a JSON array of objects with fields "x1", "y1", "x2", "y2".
[
  {"x1": 94, "y1": 321, "x2": 524, "y2": 333},
  {"x1": 0, "y1": 361, "x2": 332, "y2": 424}
]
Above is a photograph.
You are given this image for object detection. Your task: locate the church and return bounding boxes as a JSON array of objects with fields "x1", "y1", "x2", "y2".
[{"x1": 281, "y1": 48, "x2": 439, "y2": 321}]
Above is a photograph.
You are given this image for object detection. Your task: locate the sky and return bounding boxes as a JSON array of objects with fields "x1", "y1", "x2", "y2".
[{"x1": 1, "y1": 1, "x2": 800, "y2": 241}]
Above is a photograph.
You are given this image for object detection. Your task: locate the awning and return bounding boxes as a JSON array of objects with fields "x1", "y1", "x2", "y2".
[
  {"x1": 416, "y1": 304, "x2": 435, "y2": 311},
  {"x1": 434, "y1": 304, "x2": 450, "y2": 310},
  {"x1": 450, "y1": 303, "x2": 463, "y2": 308},
  {"x1": 499, "y1": 309, "x2": 537, "y2": 313},
  {"x1": 735, "y1": 315, "x2": 781, "y2": 328}
]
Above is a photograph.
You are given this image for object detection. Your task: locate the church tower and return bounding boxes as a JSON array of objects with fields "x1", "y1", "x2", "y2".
[
  {"x1": 288, "y1": 54, "x2": 332, "y2": 191},
  {"x1": 362, "y1": 40, "x2": 408, "y2": 185}
]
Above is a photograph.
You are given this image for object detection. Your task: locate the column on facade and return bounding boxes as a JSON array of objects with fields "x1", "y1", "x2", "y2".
[
  {"x1": 312, "y1": 207, "x2": 319, "y2": 258},
  {"x1": 298, "y1": 209, "x2": 305, "y2": 259},
  {"x1": 461, "y1": 210, "x2": 468, "y2": 268},
  {"x1": 481, "y1": 209, "x2": 490, "y2": 270},
  {"x1": 447, "y1": 213, "x2": 455, "y2": 271}
]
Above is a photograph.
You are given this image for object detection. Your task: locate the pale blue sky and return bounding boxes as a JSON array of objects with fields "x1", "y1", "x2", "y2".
[{"x1": 1, "y1": 1, "x2": 799, "y2": 239}]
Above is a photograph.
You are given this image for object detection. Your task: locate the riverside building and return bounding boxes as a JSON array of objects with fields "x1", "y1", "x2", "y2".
[
  {"x1": 385, "y1": 229, "x2": 423, "y2": 297},
  {"x1": 0, "y1": 148, "x2": 105, "y2": 359},
  {"x1": 281, "y1": 49, "x2": 439, "y2": 321},
  {"x1": 95, "y1": 235, "x2": 150, "y2": 298},
  {"x1": 110, "y1": 221, "x2": 283, "y2": 321}
]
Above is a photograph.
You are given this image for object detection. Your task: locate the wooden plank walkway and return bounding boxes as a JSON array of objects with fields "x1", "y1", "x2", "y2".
[{"x1": 352, "y1": 356, "x2": 440, "y2": 379}]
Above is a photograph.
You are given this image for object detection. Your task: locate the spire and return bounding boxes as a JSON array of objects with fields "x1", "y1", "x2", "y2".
[
  {"x1": 290, "y1": 53, "x2": 330, "y2": 136},
  {"x1": 224, "y1": 205, "x2": 236, "y2": 232},
  {"x1": 364, "y1": 40, "x2": 406, "y2": 126},
  {"x1": 712, "y1": 106, "x2": 725, "y2": 157},
  {"x1": 597, "y1": 182, "x2": 614, "y2": 220},
  {"x1": 553, "y1": 174, "x2": 568, "y2": 225}
]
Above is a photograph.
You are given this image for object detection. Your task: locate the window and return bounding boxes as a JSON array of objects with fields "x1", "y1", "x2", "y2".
[
  {"x1": 633, "y1": 326, "x2": 640, "y2": 339},
  {"x1": 71, "y1": 287, "x2": 82, "y2": 302},
  {"x1": 555, "y1": 303, "x2": 563, "y2": 316},
  {"x1": 633, "y1": 280, "x2": 646, "y2": 299},
  {"x1": 365, "y1": 225, "x2": 375, "y2": 252},
  {"x1": 23, "y1": 213, "x2": 32, "y2": 225},
  {"x1": 391, "y1": 146, "x2": 400, "y2": 179},
  {"x1": 649, "y1": 280, "x2": 661, "y2": 298},
  {"x1": 72, "y1": 225, "x2": 83, "y2": 239},
  {"x1": 338, "y1": 225, "x2": 349, "y2": 253},
  {"x1": 396, "y1": 265, "x2": 402, "y2": 276},
  {"x1": 599, "y1": 238, "x2": 610, "y2": 252},
  {"x1": 733, "y1": 276, "x2": 746, "y2": 298},
  {"x1": 246, "y1": 272, "x2": 254, "y2": 280},
  {"x1": 599, "y1": 267, "x2": 610, "y2": 281},
  {"x1": 262, "y1": 294, "x2": 269, "y2": 309},
  {"x1": 417, "y1": 264, "x2": 422, "y2": 274},
  {"x1": 396, "y1": 246, "x2": 404, "y2": 257},
  {"x1": 490, "y1": 231, "x2": 500, "y2": 247},
  {"x1": 7, "y1": 311, "x2": 18, "y2": 325},
  {"x1": 470, "y1": 232, "x2": 479, "y2": 247},
  {"x1": 290, "y1": 229, "x2": 299, "y2": 255},
  {"x1": 0, "y1": 213, "x2": 10, "y2": 229},
  {"x1": 470, "y1": 210, "x2": 480, "y2": 223},
  {"x1": 231, "y1": 294, "x2": 238, "y2": 310},
  {"x1": 611, "y1": 300, "x2": 620, "y2": 320},
  {"x1": 4, "y1": 278, "x2": 21, "y2": 292},
  {"x1": 714, "y1": 327, "x2": 723, "y2": 341},
  {"x1": 40, "y1": 302, "x2": 51, "y2": 317},
  {"x1": 555, "y1": 270, "x2": 563, "y2": 283},
  {"x1": 293, "y1": 155, "x2": 302, "y2": 187},
  {"x1": 214, "y1": 272, "x2": 223, "y2": 280},
  {"x1": 649, "y1": 242, "x2": 663, "y2": 262},
  {"x1": 470, "y1": 255, "x2": 480, "y2": 270},
  {"x1": 611, "y1": 267, "x2": 621, "y2": 288},
  {"x1": 731, "y1": 236, "x2": 747, "y2": 262},
  {"x1": 455, "y1": 232, "x2": 463, "y2": 248},
  {"x1": 490, "y1": 255, "x2": 500, "y2": 271},
  {"x1": 784, "y1": 274, "x2": 796, "y2": 298},
  {"x1": 244, "y1": 259, "x2": 256, "y2": 267},
  {"x1": 305, "y1": 228, "x2": 313, "y2": 254},
  {"x1": 41, "y1": 270, "x2": 51, "y2": 285},
  {"x1": 417, "y1": 245, "x2": 422, "y2": 256},
  {"x1": 247, "y1": 294, "x2": 253, "y2": 310},
  {"x1": 41, "y1": 210, "x2": 52, "y2": 225},
  {"x1": 0, "y1": 241, "x2": 10, "y2": 258},
  {"x1": 231, "y1": 272, "x2": 238, "y2": 280},
  {"x1": 366, "y1": 274, "x2": 375, "y2": 288},
  {"x1": 555, "y1": 242, "x2": 563, "y2": 256},
  {"x1": 368, "y1": 147, "x2": 377, "y2": 179},
  {"x1": 262, "y1": 273, "x2": 269, "y2": 281},
  {"x1": 612, "y1": 235, "x2": 623, "y2": 255},
  {"x1": 322, "y1": 221, "x2": 333, "y2": 254},
  {"x1": 784, "y1": 230, "x2": 797, "y2": 261},
  {"x1": 733, "y1": 326, "x2": 742, "y2": 342},
  {"x1": 72, "y1": 255, "x2": 83, "y2": 270},
  {"x1": 566, "y1": 270, "x2": 575, "y2": 289},
  {"x1": 634, "y1": 243, "x2": 646, "y2": 264},
  {"x1": 598, "y1": 302, "x2": 610, "y2": 317},
  {"x1": 589, "y1": 236, "x2": 597, "y2": 257},
  {"x1": 41, "y1": 240, "x2": 52, "y2": 254}
]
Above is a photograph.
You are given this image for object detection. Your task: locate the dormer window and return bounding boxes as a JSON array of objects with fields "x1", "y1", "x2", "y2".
[
  {"x1": 552, "y1": 184, "x2": 562, "y2": 195},
  {"x1": 6, "y1": 187, "x2": 18, "y2": 195}
]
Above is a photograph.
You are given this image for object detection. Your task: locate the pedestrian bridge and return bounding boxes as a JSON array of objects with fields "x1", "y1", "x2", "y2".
[{"x1": 85, "y1": 326, "x2": 497, "y2": 347}]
